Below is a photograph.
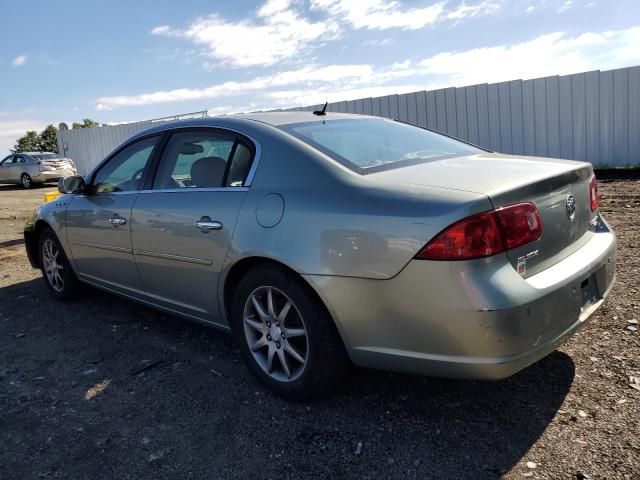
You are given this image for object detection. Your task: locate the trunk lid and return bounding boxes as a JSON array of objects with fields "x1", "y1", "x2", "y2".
[
  {"x1": 370, "y1": 152, "x2": 595, "y2": 276},
  {"x1": 41, "y1": 158, "x2": 75, "y2": 171}
]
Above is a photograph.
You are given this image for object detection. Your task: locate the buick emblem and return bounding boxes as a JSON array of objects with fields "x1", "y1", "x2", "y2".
[{"x1": 565, "y1": 193, "x2": 576, "y2": 221}]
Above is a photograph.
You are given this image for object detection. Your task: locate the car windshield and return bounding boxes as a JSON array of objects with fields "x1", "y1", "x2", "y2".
[
  {"x1": 280, "y1": 118, "x2": 481, "y2": 173},
  {"x1": 32, "y1": 153, "x2": 61, "y2": 160}
]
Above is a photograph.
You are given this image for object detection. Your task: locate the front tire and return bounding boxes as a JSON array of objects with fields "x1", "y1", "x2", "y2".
[
  {"x1": 39, "y1": 228, "x2": 80, "y2": 301},
  {"x1": 231, "y1": 265, "x2": 349, "y2": 400},
  {"x1": 21, "y1": 173, "x2": 32, "y2": 189}
]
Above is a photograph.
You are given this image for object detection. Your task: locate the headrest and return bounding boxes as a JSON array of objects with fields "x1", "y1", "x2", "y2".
[{"x1": 190, "y1": 156, "x2": 226, "y2": 188}]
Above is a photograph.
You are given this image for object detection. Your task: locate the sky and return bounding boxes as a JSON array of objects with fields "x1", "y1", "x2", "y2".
[{"x1": 1, "y1": 0, "x2": 639, "y2": 155}]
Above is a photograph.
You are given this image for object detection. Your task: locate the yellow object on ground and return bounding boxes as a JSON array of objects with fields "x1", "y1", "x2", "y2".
[{"x1": 44, "y1": 191, "x2": 62, "y2": 203}]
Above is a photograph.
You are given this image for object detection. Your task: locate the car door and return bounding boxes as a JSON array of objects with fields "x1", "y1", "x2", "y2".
[
  {"x1": 13, "y1": 155, "x2": 28, "y2": 180},
  {"x1": 0, "y1": 155, "x2": 15, "y2": 183},
  {"x1": 21, "y1": 155, "x2": 38, "y2": 176},
  {"x1": 131, "y1": 128, "x2": 256, "y2": 322},
  {"x1": 65, "y1": 135, "x2": 161, "y2": 296}
]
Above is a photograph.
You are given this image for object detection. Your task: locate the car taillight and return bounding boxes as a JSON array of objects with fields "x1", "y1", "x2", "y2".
[
  {"x1": 495, "y1": 203, "x2": 543, "y2": 250},
  {"x1": 589, "y1": 175, "x2": 599, "y2": 211},
  {"x1": 416, "y1": 203, "x2": 542, "y2": 261}
]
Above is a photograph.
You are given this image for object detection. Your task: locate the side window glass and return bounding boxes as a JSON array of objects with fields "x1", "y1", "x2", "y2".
[
  {"x1": 153, "y1": 131, "x2": 235, "y2": 189},
  {"x1": 14, "y1": 156, "x2": 25, "y2": 164},
  {"x1": 93, "y1": 136, "x2": 159, "y2": 193},
  {"x1": 1, "y1": 155, "x2": 13, "y2": 164},
  {"x1": 226, "y1": 142, "x2": 254, "y2": 187}
]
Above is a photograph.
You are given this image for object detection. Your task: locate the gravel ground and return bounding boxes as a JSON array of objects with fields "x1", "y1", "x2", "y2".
[{"x1": 0, "y1": 178, "x2": 638, "y2": 480}]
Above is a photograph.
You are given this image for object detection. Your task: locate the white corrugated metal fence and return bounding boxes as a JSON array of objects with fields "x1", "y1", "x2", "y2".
[{"x1": 290, "y1": 66, "x2": 640, "y2": 168}]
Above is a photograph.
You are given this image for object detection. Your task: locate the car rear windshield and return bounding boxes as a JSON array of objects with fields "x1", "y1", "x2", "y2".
[
  {"x1": 32, "y1": 153, "x2": 61, "y2": 160},
  {"x1": 280, "y1": 118, "x2": 482, "y2": 173}
]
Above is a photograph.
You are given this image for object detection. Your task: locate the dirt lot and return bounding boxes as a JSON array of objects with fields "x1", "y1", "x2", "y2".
[{"x1": 0, "y1": 178, "x2": 638, "y2": 480}]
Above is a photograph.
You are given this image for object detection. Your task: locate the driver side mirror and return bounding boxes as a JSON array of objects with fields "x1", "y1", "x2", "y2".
[{"x1": 58, "y1": 175, "x2": 86, "y2": 194}]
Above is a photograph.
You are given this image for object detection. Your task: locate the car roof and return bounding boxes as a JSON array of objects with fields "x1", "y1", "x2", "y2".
[
  {"x1": 126, "y1": 112, "x2": 375, "y2": 143},
  {"x1": 22, "y1": 152, "x2": 57, "y2": 155},
  {"x1": 236, "y1": 111, "x2": 371, "y2": 126}
]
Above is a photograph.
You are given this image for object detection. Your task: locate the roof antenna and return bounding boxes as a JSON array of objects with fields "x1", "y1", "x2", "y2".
[{"x1": 313, "y1": 102, "x2": 328, "y2": 116}]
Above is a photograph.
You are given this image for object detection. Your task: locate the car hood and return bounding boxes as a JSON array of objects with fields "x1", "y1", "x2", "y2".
[{"x1": 368, "y1": 152, "x2": 590, "y2": 198}]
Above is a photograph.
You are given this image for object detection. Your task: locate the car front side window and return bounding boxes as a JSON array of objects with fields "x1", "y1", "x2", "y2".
[{"x1": 92, "y1": 136, "x2": 159, "y2": 193}]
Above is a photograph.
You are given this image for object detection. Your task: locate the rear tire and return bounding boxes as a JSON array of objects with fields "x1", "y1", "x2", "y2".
[
  {"x1": 21, "y1": 173, "x2": 32, "y2": 189},
  {"x1": 231, "y1": 265, "x2": 349, "y2": 400},
  {"x1": 39, "y1": 228, "x2": 80, "y2": 301}
]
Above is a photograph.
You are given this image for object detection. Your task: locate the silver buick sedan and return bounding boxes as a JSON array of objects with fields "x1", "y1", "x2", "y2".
[{"x1": 24, "y1": 112, "x2": 616, "y2": 399}]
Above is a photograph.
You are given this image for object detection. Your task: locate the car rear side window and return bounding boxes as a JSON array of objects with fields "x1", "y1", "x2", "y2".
[
  {"x1": 226, "y1": 142, "x2": 253, "y2": 187},
  {"x1": 280, "y1": 118, "x2": 481, "y2": 173},
  {"x1": 152, "y1": 130, "x2": 254, "y2": 189}
]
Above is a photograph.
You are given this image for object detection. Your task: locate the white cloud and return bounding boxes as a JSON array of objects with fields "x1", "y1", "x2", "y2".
[
  {"x1": 150, "y1": 1, "x2": 334, "y2": 68},
  {"x1": 257, "y1": 0, "x2": 294, "y2": 17},
  {"x1": 446, "y1": 1, "x2": 500, "y2": 20},
  {"x1": 150, "y1": 0, "x2": 503, "y2": 69},
  {"x1": 150, "y1": 25, "x2": 174, "y2": 36},
  {"x1": 310, "y1": 0, "x2": 499, "y2": 30},
  {"x1": 310, "y1": 0, "x2": 444, "y2": 30},
  {"x1": 12, "y1": 55, "x2": 28, "y2": 67},
  {"x1": 97, "y1": 26, "x2": 640, "y2": 114},
  {"x1": 363, "y1": 37, "x2": 394, "y2": 47},
  {"x1": 558, "y1": 0, "x2": 573, "y2": 13},
  {"x1": 95, "y1": 64, "x2": 377, "y2": 110},
  {"x1": 417, "y1": 26, "x2": 640, "y2": 86}
]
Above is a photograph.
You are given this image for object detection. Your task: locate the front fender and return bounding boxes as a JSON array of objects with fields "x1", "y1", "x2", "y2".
[
  {"x1": 23, "y1": 194, "x2": 74, "y2": 269},
  {"x1": 23, "y1": 208, "x2": 41, "y2": 268}
]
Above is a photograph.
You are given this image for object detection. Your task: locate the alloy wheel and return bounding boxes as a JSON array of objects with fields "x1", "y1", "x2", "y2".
[
  {"x1": 42, "y1": 238, "x2": 64, "y2": 292},
  {"x1": 243, "y1": 286, "x2": 309, "y2": 382},
  {"x1": 22, "y1": 174, "x2": 31, "y2": 188}
]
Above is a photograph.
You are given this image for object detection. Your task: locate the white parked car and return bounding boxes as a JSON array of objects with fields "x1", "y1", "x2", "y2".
[{"x1": 0, "y1": 152, "x2": 77, "y2": 188}]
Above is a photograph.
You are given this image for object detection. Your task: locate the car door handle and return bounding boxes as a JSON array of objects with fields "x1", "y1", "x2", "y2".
[
  {"x1": 195, "y1": 219, "x2": 223, "y2": 231},
  {"x1": 108, "y1": 216, "x2": 127, "y2": 226}
]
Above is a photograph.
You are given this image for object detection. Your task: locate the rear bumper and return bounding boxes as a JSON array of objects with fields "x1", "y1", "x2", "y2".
[
  {"x1": 305, "y1": 219, "x2": 616, "y2": 379},
  {"x1": 33, "y1": 170, "x2": 75, "y2": 182}
]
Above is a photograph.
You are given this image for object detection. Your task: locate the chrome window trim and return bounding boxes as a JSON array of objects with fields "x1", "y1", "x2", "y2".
[
  {"x1": 138, "y1": 187, "x2": 249, "y2": 194},
  {"x1": 84, "y1": 124, "x2": 263, "y2": 189},
  {"x1": 77, "y1": 190, "x2": 139, "y2": 197},
  {"x1": 82, "y1": 187, "x2": 250, "y2": 197},
  {"x1": 240, "y1": 131, "x2": 262, "y2": 187}
]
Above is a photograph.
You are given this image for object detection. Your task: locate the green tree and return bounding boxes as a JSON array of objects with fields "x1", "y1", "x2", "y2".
[
  {"x1": 13, "y1": 131, "x2": 41, "y2": 153},
  {"x1": 72, "y1": 118, "x2": 99, "y2": 129},
  {"x1": 39, "y1": 124, "x2": 58, "y2": 152}
]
